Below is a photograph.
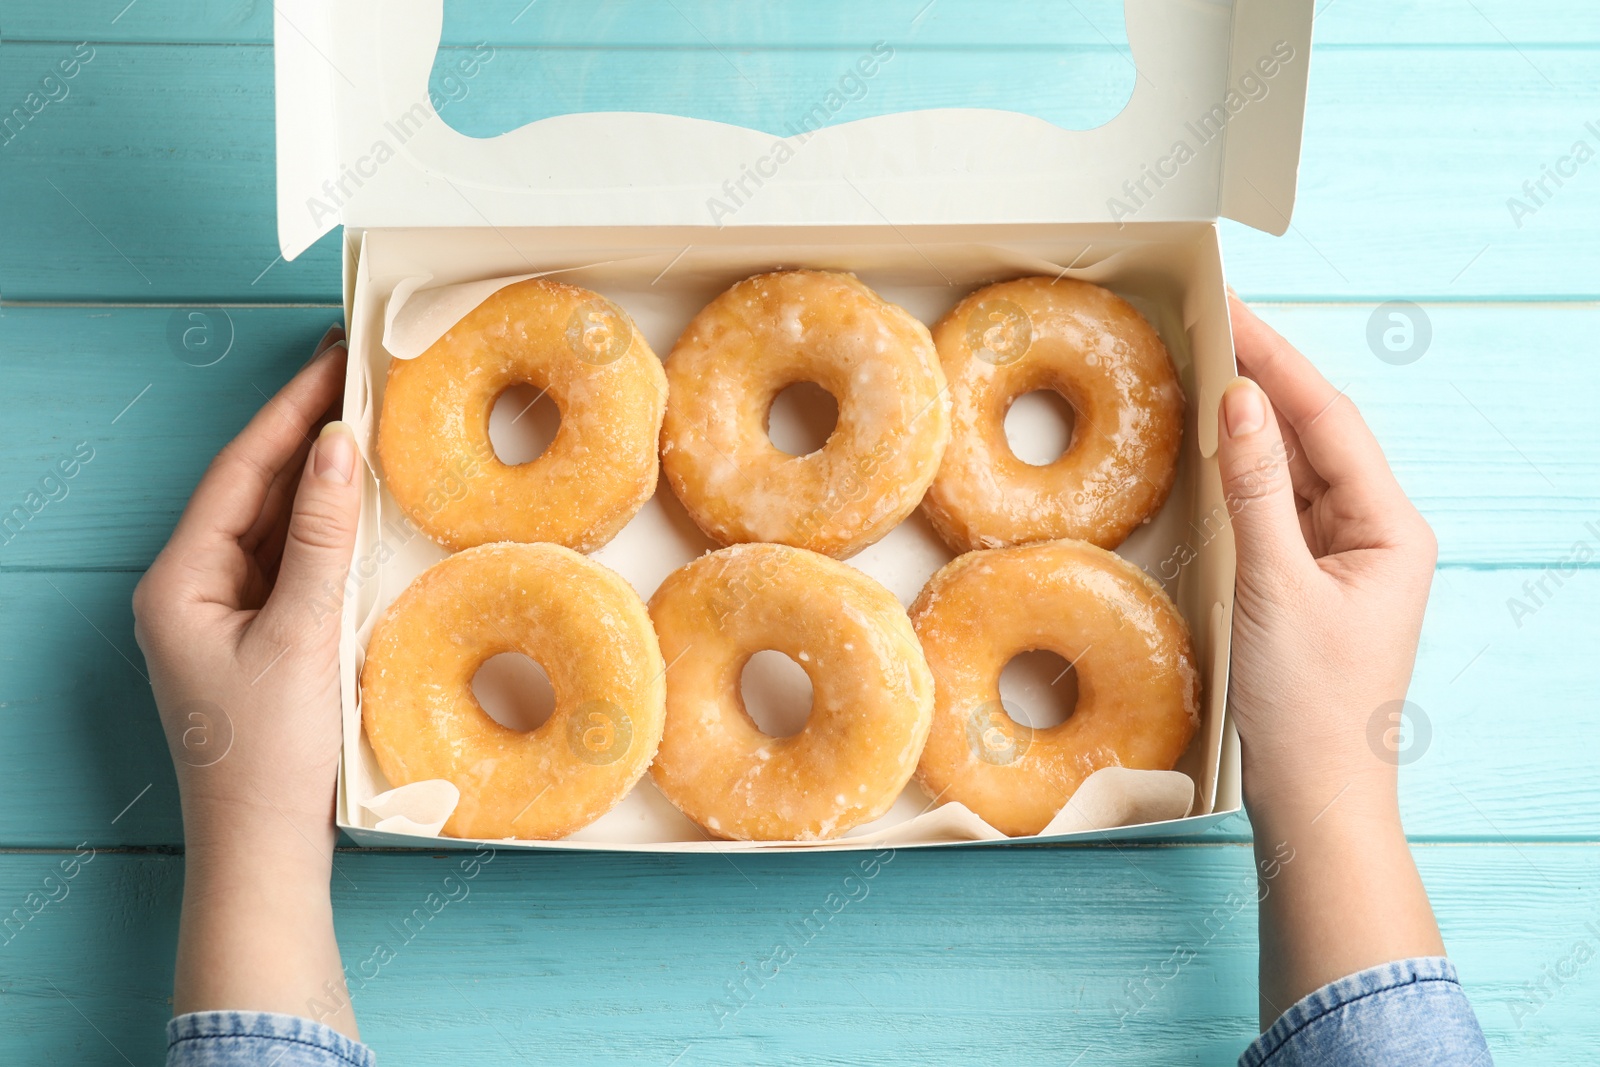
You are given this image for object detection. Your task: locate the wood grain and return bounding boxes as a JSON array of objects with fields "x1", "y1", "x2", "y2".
[
  {"x1": 0, "y1": 846, "x2": 1592, "y2": 1066},
  {"x1": 0, "y1": 560, "x2": 1590, "y2": 849},
  {"x1": 1, "y1": 4, "x2": 1595, "y2": 1064},
  {"x1": 1, "y1": 0, "x2": 1595, "y2": 46},
  {"x1": 0, "y1": 306, "x2": 332, "y2": 570},
  {"x1": 1, "y1": 41, "x2": 1597, "y2": 300},
  {"x1": 2, "y1": 303, "x2": 1591, "y2": 570}
]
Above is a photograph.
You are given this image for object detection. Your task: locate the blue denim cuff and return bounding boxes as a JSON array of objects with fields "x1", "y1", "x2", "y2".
[
  {"x1": 168, "y1": 1011, "x2": 376, "y2": 1067},
  {"x1": 1240, "y1": 956, "x2": 1493, "y2": 1066}
]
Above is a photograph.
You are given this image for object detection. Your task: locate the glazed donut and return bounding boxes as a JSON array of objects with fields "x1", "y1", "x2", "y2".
[
  {"x1": 647, "y1": 543, "x2": 935, "y2": 841},
  {"x1": 922, "y1": 276, "x2": 1184, "y2": 552},
  {"x1": 910, "y1": 540, "x2": 1199, "y2": 838},
  {"x1": 378, "y1": 278, "x2": 667, "y2": 553},
  {"x1": 360, "y1": 543, "x2": 666, "y2": 840},
  {"x1": 660, "y1": 270, "x2": 949, "y2": 559}
]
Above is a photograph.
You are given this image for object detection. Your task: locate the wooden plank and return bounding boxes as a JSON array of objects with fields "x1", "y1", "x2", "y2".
[
  {"x1": 1312, "y1": 1, "x2": 1600, "y2": 44},
  {"x1": 0, "y1": 1, "x2": 1134, "y2": 46},
  {"x1": 0, "y1": 569, "x2": 179, "y2": 846},
  {"x1": 1253, "y1": 303, "x2": 1600, "y2": 566},
  {"x1": 0, "y1": 5, "x2": 1587, "y2": 1064},
  {"x1": 2, "y1": 43, "x2": 1599, "y2": 301},
  {"x1": 2, "y1": 301, "x2": 1593, "y2": 571},
  {"x1": 0, "y1": 306, "x2": 334, "y2": 571},
  {"x1": 1406, "y1": 561, "x2": 1599, "y2": 841},
  {"x1": 0, "y1": 44, "x2": 330, "y2": 301},
  {"x1": 0, "y1": 845, "x2": 1593, "y2": 1064},
  {"x1": 1220, "y1": 46, "x2": 1600, "y2": 301},
  {"x1": 0, "y1": 561, "x2": 1592, "y2": 849},
  {"x1": 2, "y1": 0, "x2": 1596, "y2": 46}
]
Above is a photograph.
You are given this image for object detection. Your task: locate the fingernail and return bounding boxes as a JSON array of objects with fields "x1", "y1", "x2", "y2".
[
  {"x1": 1222, "y1": 378, "x2": 1265, "y2": 438},
  {"x1": 302, "y1": 339, "x2": 347, "y2": 371},
  {"x1": 314, "y1": 421, "x2": 357, "y2": 484}
]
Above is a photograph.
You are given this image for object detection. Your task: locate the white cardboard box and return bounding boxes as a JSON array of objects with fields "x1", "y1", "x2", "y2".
[{"x1": 272, "y1": 0, "x2": 1314, "y2": 852}]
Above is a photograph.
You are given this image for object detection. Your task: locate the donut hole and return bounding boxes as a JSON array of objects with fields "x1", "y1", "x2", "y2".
[
  {"x1": 739, "y1": 649, "x2": 814, "y2": 737},
  {"x1": 472, "y1": 652, "x2": 557, "y2": 732},
  {"x1": 489, "y1": 382, "x2": 560, "y2": 464},
  {"x1": 997, "y1": 650, "x2": 1079, "y2": 729},
  {"x1": 1004, "y1": 390, "x2": 1077, "y2": 466},
  {"x1": 766, "y1": 381, "x2": 839, "y2": 456}
]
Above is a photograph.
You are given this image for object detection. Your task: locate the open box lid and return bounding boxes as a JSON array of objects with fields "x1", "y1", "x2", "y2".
[{"x1": 274, "y1": 0, "x2": 1312, "y2": 261}]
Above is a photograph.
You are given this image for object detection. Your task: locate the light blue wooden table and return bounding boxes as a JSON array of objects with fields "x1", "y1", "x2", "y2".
[{"x1": 3, "y1": 2, "x2": 1597, "y2": 1063}]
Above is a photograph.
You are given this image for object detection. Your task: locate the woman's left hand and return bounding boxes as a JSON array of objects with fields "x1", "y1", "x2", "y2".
[{"x1": 133, "y1": 324, "x2": 364, "y2": 1034}]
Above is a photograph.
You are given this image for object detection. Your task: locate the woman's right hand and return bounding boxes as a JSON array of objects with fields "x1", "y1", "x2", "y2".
[
  {"x1": 1216, "y1": 293, "x2": 1438, "y2": 822},
  {"x1": 1215, "y1": 294, "x2": 1445, "y2": 1026}
]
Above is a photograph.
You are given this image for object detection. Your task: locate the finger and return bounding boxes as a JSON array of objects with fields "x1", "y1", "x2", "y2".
[
  {"x1": 313, "y1": 321, "x2": 346, "y2": 360},
  {"x1": 255, "y1": 421, "x2": 362, "y2": 645},
  {"x1": 168, "y1": 342, "x2": 348, "y2": 556},
  {"x1": 248, "y1": 400, "x2": 339, "y2": 580},
  {"x1": 1216, "y1": 377, "x2": 1313, "y2": 579},
  {"x1": 1258, "y1": 384, "x2": 1324, "y2": 503},
  {"x1": 242, "y1": 431, "x2": 316, "y2": 556},
  {"x1": 237, "y1": 422, "x2": 319, "y2": 609},
  {"x1": 1228, "y1": 294, "x2": 1403, "y2": 500}
]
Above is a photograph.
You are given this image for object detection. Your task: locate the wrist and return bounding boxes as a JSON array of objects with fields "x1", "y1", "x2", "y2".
[
  {"x1": 1248, "y1": 791, "x2": 1406, "y2": 866},
  {"x1": 180, "y1": 777, "x2": 338, "y2": 863},
  {"x1": 182, "y1": 805, "x2": 337, "y2": 887},
  {"x1": 1241, "y1": 738, "x2": 1400, "y2": 828},
  {"x1": 179, "y1": 822, "x2": 339, "y2": 971},
  {"x1": 1244, "y1": 778, "x2": 1404, "y2": 854},
  {"x1": 174, "y1": 837, "x2": 347, "y2": 1030}
]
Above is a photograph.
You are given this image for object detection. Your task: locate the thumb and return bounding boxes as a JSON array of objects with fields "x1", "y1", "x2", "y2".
[
  {"x1": 261, "y1": 421, "x2": 362, "y2": 641},
  {"x1": 1216, "y1": 377, "x2": 1308, "y2": 581}
]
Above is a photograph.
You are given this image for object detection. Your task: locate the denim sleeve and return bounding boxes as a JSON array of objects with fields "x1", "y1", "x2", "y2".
[
  {"x1": 168, "y1": 1011, "x2": 376, "y2": 1067},
  {"x1": 1240, "y1": 957, "x2": 1493, "y2": 1066}
]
